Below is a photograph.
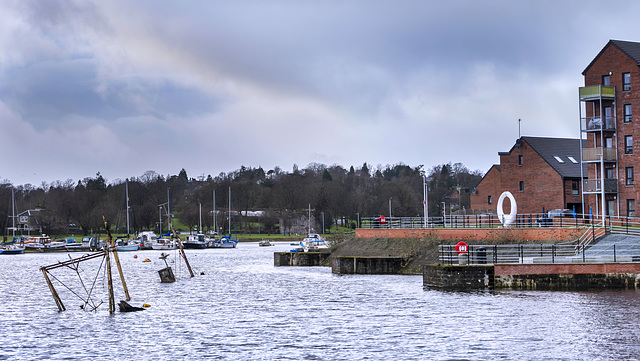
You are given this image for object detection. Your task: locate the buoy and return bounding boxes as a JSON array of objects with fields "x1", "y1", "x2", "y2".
[
  {"x1": 134, "y1": 255, "x2": 138, "y2": 259},
  {"x1": 143, "y1": 258, "x2": 151, "y2": 262},
  {"x1": 143, "y1": 303, "x2": 151, "y2": 308}
]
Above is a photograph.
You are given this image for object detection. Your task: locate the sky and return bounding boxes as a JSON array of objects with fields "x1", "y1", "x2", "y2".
[{"x1": 1, "y1": 0, "x2": 638, "y2": 186}]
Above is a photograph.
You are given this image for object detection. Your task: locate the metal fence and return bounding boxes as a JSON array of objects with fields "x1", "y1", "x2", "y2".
[
  {"x1": 438, "y1": 243, "x2": 639, "y2": 265},
  {"x1": 360, "y1": 214, "x2": 592, "y2": 229},
  {"x1": 360, "y1": 213, "x2": 640, "y2": 234}
]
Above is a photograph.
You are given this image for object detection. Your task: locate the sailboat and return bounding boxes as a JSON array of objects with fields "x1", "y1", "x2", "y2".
[
  {"x1": 1, "y1": 188, "x2": 24, "y2": 255},
  {"x1": 183, "y1": 203, "x2": 208, "y2": 249},
  {"x1": 299, "y1": 204, "x2": 328, "y2": 252},
  {"x1": 115, "y1": 181, "x2": 139, "y2": 252},
  {"x1": 213, "y1": 187, "x2": 238, "y2": 248}
]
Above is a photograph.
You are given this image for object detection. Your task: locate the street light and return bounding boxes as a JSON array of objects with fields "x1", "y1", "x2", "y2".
[
  {"x1": 442, "y1": 202, "x2": 446, "y2": 228},
  {"x1": 321, "y1": 211, "x2": 325, "y2": 235},
  {"x1": 421, "y1": 172, "x2": 429, "y2": 228}
]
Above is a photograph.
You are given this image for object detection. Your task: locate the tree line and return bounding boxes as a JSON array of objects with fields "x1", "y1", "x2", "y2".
[{"x1": 0, "y1": 162, "x2": 482, "y2": 237}]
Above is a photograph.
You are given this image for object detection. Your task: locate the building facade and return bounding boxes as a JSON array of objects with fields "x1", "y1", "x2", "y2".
[
  {"x1": 470, "y1": 137, "x2": 584, "y2": 215},
  {"x1": 579, "y1": 39, "x2": 640, "y2": 219}
]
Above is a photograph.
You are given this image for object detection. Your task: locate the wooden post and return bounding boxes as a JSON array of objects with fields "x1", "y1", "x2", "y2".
[
  {"x1": 170, "y1": 222, "x2": 194, "y2": 278},
  {"x1": 105, "y1": 248, "x2": 115, "y2": 314},
  {"x1": 41, "y1": 268, "x2": 65, "y2": 312},
  {"x1": 103, "y1": 216, "x2": 131, "y2": 301}
]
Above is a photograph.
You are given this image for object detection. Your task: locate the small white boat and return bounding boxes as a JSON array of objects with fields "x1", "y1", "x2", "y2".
[
  {"x1": 213, "y1": 236, "x2": 237, "y2": 248},
  {"x1": 115, "y1": 239, "x2": 139, "y2": 252},
  {"x1": 0, "y1": 243, "x2": 25, "y2": 255},
  {"x1": 300, "y1": 234, "x2": 329, "y2": 252},
  {"x1": 258, "y1": 240, "x2": 274, "y2": 247},
  {"x1": 151, "y1": 238, "x2": 176, "y2": 250}
]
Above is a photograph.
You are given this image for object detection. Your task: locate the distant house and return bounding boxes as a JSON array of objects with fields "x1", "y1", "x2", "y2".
[
  {"x1": 470, "y1": 137, "x2": 585, "y2": 215},
  {"x1": 15, "y1": 208, "x2": 44, "y2": 235}
]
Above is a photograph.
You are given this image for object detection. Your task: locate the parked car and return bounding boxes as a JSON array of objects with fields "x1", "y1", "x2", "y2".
[{"x1": 547, "y1": 209, "x2": 573, "y2": 218}]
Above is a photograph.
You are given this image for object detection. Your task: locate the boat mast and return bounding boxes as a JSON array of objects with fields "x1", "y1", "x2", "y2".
[
  {"x1": 308, "y1": 204, "x2": 311, "y2": 235},
  {"x1": 199, "y1": 203, "x2": 202, "y2": 234},
  {"x1": 228, "y1": 187, "x2": 231, "y2": 236},
  {"x1": 126, "y1": 181, "x2": 130, "y2": 238},
  {"x1": 213, "y1": 189, "x2": 216, "y2": 235},
  {"x1": 12, "y1": 188, "x2": 15, "y2": 239}
]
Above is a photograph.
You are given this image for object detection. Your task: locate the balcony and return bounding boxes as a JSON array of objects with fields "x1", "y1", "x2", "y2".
[
  {"x1": 579, "y1": 85, "x2": 615, "y2": 100},
  {"x1": 582, "y1": 179, "x2": 618, "y2": 194},
  {"x1": 581, "y1": 116, "x2": 615, "y2": 132},
  {"x1": 582, "y1": 147, "x2": 617, "y2": 162}
]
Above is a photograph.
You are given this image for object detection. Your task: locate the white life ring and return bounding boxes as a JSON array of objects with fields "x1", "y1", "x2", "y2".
[{"x1": 496, "y1": 191, "x2": 517, "y2": 227}]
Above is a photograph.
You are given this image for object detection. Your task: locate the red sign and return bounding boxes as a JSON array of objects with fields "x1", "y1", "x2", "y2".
[
  {"x1": 379, "y1": 215, "x2": 386, "y2": 224},
  {"x1": 455, "y1": 241, "x2": 468, "y2": 254}
]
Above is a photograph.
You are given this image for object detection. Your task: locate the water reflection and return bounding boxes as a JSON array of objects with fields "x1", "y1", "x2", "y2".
[{"x1": 1, "y1": 243, "x2": 640, "y2": 360}]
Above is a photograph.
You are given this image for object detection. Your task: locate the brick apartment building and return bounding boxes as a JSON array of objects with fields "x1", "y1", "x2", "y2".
[
  {"x1": 470, "y1": 136, "x2": 584, "y2": 215},
  {"x1": 579, "y1": 39, "x2": 640, "y2": 220}
]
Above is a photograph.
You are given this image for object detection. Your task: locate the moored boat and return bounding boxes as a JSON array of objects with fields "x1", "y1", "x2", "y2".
[
  {"x1": 115, "y1": 238, "x2": 139, "y2": 252},
  {"x1": 258, "y1": 240, "x2": 274, "y2": 247},
  {"x1": 183, "y1": 234, "x2": 208, "y2": 249}
]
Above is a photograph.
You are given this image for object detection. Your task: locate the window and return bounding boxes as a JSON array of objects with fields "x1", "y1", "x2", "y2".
[
  {"x1": 518, "y1": 155, "x2": 523, "y2": 166},
  {"x1": 519, "y1": 181, "x2": 524, "y2": 192},
  {"x1": 572, "y1": 180, "x2": 579, "y2": 195},
  {"x1": 626, "y1": 135, "x2": 633, "y2": 154},
  {"x1": 603, "y1": 74, "x2": 611, "y2": 86},
  {"x1": 568, "y1": 156, "x2": 578, "y2": 164},
  {"x1": 628, "y1": 199, "x2": 636, "y2": 218},
  {"x1": 553, "y1": 156, "x2": 564, "y2": 163},
  {"x1": 624, "y1": 104, "x2": 632, "y2": 123},
  {"x1": 605, "y1": 137, "x2": 613, "y2": 148},
  {"x1": 488, "y1": 195, "x2": 492, "y2": 205},
  {"x1": 605, "y1": 168, "x2": 614, "y2": 179},
  {"x1": 623, "y1": 72, "x2": 631, "y2": 91},
  {"x1": 626, "y1": 167, "x2": 634, "y2": 185}
]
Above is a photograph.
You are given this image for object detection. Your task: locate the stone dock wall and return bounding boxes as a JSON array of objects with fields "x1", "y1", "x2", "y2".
[{"x1": 424, "y1": 263, "x2": 640, "y2": 290}]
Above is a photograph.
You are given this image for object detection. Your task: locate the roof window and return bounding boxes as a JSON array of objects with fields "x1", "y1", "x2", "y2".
[
  {"x1": 553, "y1": 156, "x2": 564, "y2": 163},
  {"x1": 567, "y1": 156, "x2": 578, "y2": 164}
]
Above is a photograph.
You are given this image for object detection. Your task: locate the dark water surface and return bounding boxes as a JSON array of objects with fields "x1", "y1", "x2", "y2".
[{"x1": 2, "y1": 242, "x2": 640, "y2": 360}]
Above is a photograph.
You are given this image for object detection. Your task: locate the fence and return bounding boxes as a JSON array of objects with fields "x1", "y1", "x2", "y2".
[{"x1": 438, "y1": 242, "x2": 638, "y2": 265}]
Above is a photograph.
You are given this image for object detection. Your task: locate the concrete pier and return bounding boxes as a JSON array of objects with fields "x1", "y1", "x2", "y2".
[
  {"x1": 332, "y1": 256, "x2": 406, "y2": 275},
  {"x1": 274, "y1": 251, "x2": 329, "y2": 266},
  {"x1": 423, "y1": 263, "x2": 640, "y2": 290}
]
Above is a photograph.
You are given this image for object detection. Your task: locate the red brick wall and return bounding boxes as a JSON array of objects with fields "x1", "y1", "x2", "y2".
[
  {"x1": 470, "y1": 139, "x2": 568, "y2": 214},
  {"x1": 470, "y1": 165, "x2": 501, "y2": 212},
  {"x1": 583, "y1": 42, "x2": 640, "y2": 216}
]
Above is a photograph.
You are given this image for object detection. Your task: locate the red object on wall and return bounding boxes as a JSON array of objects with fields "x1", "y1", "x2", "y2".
[
  {"x1": 455, "y1": 241, "x2": 468, "y2": 254},
  {"x1": 379, "y1": 215, "x2": 386, "y2": 224}
]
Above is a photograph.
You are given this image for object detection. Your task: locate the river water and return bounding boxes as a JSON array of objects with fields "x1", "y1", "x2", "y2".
[{"x1": 2, "y1": 242, "x2": 640, "y2": 360}]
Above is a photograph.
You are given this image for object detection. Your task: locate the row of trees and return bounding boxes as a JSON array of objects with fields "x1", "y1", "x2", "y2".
[{"x1": 0, "y1": 162, "x2": 483, "y2": 237}]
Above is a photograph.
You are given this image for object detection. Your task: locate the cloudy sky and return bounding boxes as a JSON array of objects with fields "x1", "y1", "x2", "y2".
[{"x1": 1, "y1": 0, "x2": 637, "y2": 186}]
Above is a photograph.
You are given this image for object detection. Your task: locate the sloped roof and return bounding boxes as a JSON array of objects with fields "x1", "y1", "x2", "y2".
[
  {"x1": 520, "y1": 136, "x2": 585, "y2": 179},
  {"x1": 582, "y1": 39, "x2": 640, "y2": 75}
]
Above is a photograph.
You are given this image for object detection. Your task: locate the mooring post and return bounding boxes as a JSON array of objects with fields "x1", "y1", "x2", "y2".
[
  {"x1": 41, "y1": 268, "x2": 65, "y2": 312},
  {"x1": 106, "y1": 249, "x2": 115, "y2": 314}
]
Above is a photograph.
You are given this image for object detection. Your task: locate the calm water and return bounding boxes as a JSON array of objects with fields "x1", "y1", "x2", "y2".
[{"x1": 2, "y1": 242, "x2": 640, "y2": 360}]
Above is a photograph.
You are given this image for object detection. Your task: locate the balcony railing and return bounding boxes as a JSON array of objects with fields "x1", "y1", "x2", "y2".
[
  {"x1": 582, "y1": 147, "x2": 617, "y2": 162},
  {"x1": 582, "y1": 178, "x2": 618, "y2": 193},
  {"x1": 581, "y1": 116, "x2": 616, "y2": 131},
  {"x1": 579, "y1": 85, "x2": 615, "y2": 100}
]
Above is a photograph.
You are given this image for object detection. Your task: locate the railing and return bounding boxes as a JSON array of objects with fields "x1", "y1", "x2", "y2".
[
  {"x1": 360, "y1": 213, "x2": 593, "y2": 229},
  {"x1": 438, "y1": 240, "x2": 636, "y2": 265},
  {"x1": 581, "y1": 116, "x2": 616, "y2": 131},
  {"x1": 582, "y1": 147, "x2": 617, "y2": 162},
  {"x1": 579, "y1": 85, "x2": 615, "y2": 100},
  {"x1": 582, "y1": 179, "x2": 618, "y2": 193}
]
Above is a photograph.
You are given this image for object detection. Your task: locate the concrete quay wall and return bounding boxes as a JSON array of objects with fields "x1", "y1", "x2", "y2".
[
  {"x1": 273, "y1": 252, "x2": 329, "y2": 266},
  {"x1": 424, "y1": 263, "x2": 640, "y2": 291},
  {"x1": 331, "y1": 257, "x2": 406, "y2": 275}
]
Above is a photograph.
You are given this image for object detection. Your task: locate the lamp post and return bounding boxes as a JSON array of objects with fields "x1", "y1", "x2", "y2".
[
  {"x1": 421, "y1": 172, "x2": 429, "y2": 228},
  {"x1": 442, "y1": 202, "x2": 446, "y2": 228},
  {"x1": 321, "y1": 211, "x2": 325, "y2": 235}
]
